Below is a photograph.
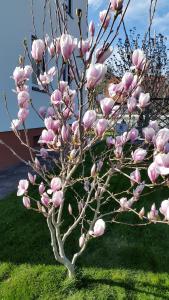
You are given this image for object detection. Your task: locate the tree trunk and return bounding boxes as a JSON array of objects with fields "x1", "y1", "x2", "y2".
[{"x1": 65, "y1": 260, "x2": 75, "y2": 279}]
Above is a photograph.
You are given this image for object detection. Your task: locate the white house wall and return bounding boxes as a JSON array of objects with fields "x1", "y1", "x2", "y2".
[{"x1": 0, "y1": 0, "x2": 87, "y2": 132}]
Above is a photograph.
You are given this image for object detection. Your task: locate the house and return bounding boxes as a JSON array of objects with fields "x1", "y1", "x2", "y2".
[{"x1": 0, "y1": 0, "x2": 88, "y2": 170}]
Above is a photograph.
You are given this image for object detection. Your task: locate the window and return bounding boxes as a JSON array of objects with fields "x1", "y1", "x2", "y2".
[
  {"x1": 31, "y1": 35, "x2": 46, "y2": 90},
  {"x1": 66, "y1": 0, "x2": 72, "y2": 16}
]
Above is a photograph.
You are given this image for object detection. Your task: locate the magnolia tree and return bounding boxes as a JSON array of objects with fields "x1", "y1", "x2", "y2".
[{"x1": 3, "y1": 0, "x2": 169, "y2": 278}]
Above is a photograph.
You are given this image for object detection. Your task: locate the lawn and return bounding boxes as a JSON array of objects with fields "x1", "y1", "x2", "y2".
[{"x1": 0, "y1": 168, "x2": 169, "y2": 300}]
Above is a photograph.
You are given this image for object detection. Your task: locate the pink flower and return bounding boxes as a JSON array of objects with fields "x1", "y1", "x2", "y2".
[
  {"x1": 142, "y1": 127, "x2": 155, "y2": 143},
  {"x1": 47, "y1": 106, "x2": 55, "y2": 117},
  {"x1": 138, "y1": 93, "x2": 150, "y2": 109},
  {"x1": 114, "y1": 146, "x2": 123, "y2": 158},
  {"x1": 52, "y1": 191, "x2": 64, "y2": 207},
  {"x1": 44, "y1": 117, "x2": 61, "y2": 133},
  {"x1": 86, "y1": 63, "x2": 107, "y2": 89},
  {"x1": 13, "y1": 67, "x2": 26, "y2": 85},
  {"x1": 155, "y1": 128, "x2": 169, "y2": 152},
  {"x1": 132, "y1": 86, "x2": 142, "y2": 99},
  {"x1": 133, "y1": 182, "x2": 145, "y2": 199},
  {"x1": 39, "y1": 182, "x2": 45, "y2": 195},
  {"x1": 147, "y1": 203, "x2": 159, "y2": 221},
  {"x1": 60, "y1": 34, "x2": 77, "y2": 60},
  {"x1": 130, "y1": 168, "x2": 141, "y2": 185},
  {"x1": 148, "y1": 162, "x2": 159, "y2": 183},
  {"x1": 132, "y1": 148, "x2": 147, "y2": 163},
  {"x1": 18, "y1": 108, "x2": 29, "y2": 122},
  {"x1": 41, "y1": 193, "x2": 50, "y2": 207},
  {"x1": 28, "y1": 173, "x2": 36, "y2": 185},
  {"x1": 51, "y1": 89, "x2": 62, "y2": 106},
  {"x1": 121, "y1": 72, "x2": 134, "y2": 91},
  {"x1": 108, "y1": 82, "x2": 123, "y2": 97},
  {"x1": 24, "y1": 65, "x2": 33, "y2": 79},
  {"x1": 160, "y1": 199, "x2": 169, "y2": 220},
  {"x1": 61, "y1": 125, "x2": 70, "y2": 142},
  {"x1": 11, "y1": 119, "x2": 21, "y2": 131},
  {"x1": 132, "y1": 49, "x2": 146, "y2": 71},
  {"x1": 148, "y1": 120, "x2": 159, "y2": 133},
  {"x1": 154, "y1": 153, "x2": 169, "y2": 175},
  {"x1": 31, "y1": 39, "x2": 45, "y2": 62},
  {"x1": 110, "y1": 0, "x2": 123, "y2": 12},
  {"x1": 78, "y1": 39, "x2": 90, "y2": 56},
  {"x1": 100, "y1": 97, "x2": 114, "y2": 116},
  {"x1": 39, "y1": 129, "x2": 55, "y2": 144},
  {"x1": 17, "y1": 179, "x2": 29, "y2": 196},
  {"x1": 79, "y1": 234, "x2": 85, "y2": 248},
  {"x1": 89, "y1": 21, "x2": 95, "y2": 37},
  {"x1": 83, "y1": 110, "x2": 96, "y2": 130},
  {"x1": 95, "y1": 119, "x2": 108, "y2": 137},
  {"x1": 91, "y1": 164, "x2": 97, "y2": 177},
  {"x1": 59, "y1": 81, "x2": 68, "y2": 94},
  {"x1": 127, "y1": 97, "x2": 137, "y2": 113},
  {"x1": 50, "y1": 177, "x2": 62, "y2": 193},
  {"x1": 96, "y1": 47, "x2": 113, "y2": 63},
  {"x1": 17, "y1": 91, "x2": 30, "y2": 108},
  {"x1": 48, "y1": 38, "x2": 61, "y2": 57},
  {"x1": 91, "y1": 219, "x2": 106, "y2": 237},
  {"x1": 119, "y1": 197, "x2": 130, "y2": 211},
  {"x1": 38, "y1": 67, "x2": 56, "y2": 88},
  {"x1": 23, "y1": 196, "x2": 31, "y2": 209},
  {"x1": 106, "y1": 136, "x2": 114, "y2": 147},
  {"x1": 99, "y1": 10, "x2": 111, "y2": 30},
  {"x1": 128, "y1": 128, "x2": 139, "y2": 142}
]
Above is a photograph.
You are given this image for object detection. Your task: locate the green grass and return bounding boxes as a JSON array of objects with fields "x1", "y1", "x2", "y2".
[{"x1": 0, "y1": 160, "x2": 169, "y2": 298}]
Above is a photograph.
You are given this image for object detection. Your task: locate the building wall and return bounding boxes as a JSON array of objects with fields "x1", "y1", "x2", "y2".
[{"x1": 0, "y1": 0, "x2": 87, "y2": 169}]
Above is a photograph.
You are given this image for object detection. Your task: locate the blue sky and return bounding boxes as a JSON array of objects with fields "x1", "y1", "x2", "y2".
[{"x1": 88, "y1": 0, "x2": 169, "y2": 42}]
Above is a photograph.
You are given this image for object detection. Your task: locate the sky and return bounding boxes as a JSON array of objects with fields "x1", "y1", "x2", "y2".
[{"x1": 88, "y1": 0, "x2": 169, "y2": 43}]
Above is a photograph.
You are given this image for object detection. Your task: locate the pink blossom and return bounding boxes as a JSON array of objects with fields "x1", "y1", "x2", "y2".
[
  {"x1": 11, "y1": 119, "x2": 21, "y2": 130},
  {"x1": 99, "y1": 10, "x2": 111, "y2": 30},
  {"x1": 60, "y1": 34, "x2": 77, "y2": 60},
  {"x1": 138, "y1": 92, "x2": 150, "y2": 109},
  {"x1": 23, "y1": 196, "x2": 31, "y2": 209},
  {"x1": 79, "y1": 234, "x2": 85, "y2": 248},
  {"x1": 127, "y1": 97, "x2": 137, "y2": 113},
  {"x1": 110, "y1": 0, "x2": 123, "y2": 12},
  {"x1": 92, "y1": 219, "x2": 106, "y2": 237},
  {"x1": 83, "y1": 110, "x2": 96, "y2": 130},
  {"x1": 39, "y1": 129, "x2": 55, "y2": 144},
  {"x1": 51, "y1": 89, "x2": 62, "y2": 106},
  {"x1": 68, "y1": 204, "x2": 73, "y2": 215},
  {"x1": 18, "y1": 108, "x2": 29, "y2": 122},
  {"x1": 31, "y1": 39, "x2": 45, "y2": 62},
  {"x1": 95, "y1": 119, "x2": 108, "y2": 137},
  {"x1": 89, "y1": 21, "x2": 95, "y2": 37},
  {"x1": 39, "y1": 182, "x2": 45, "y2": 195},
  {"x1": 106, "y1": 136, "x2": 114, "y2": 147},
  {"x1": 148, "y1": 162, "x2": 159, "y2": 183},
  {"x1": 48, "y1": 38, "x2": 61, "y2": 57},
  {"x1": 121, "y1": 72, "x2": 134, "y2": 91},
  {"x1": 147, "y1": 203, "x2": 158, "y2": 221},
  {"x1": 128, "y1": 128, "x2": 139, "y2": 142},
  {"x1": 108, "y1": 82, "x2": 123, "y2": 97},
  {"x1": 59, "y1": 81, "x2": 68, "y2": 94},
  {"x1": 100, "y1": 97, "x2": 114, "y2": 116},
  {"x1": 132, "y1": 148, "x2": 147, "y2": 163},
  {"x1": 142, "y1": 127, "x2": 155, "y2": 143},
  {"x1": 91, "y1": 164, "x2": 97, "y2": 177},
  {"x1": 139, "y1": 207, "x2": 145, "y2": 219},
  {"x1": 86, "y1": 63, "x2": 107, "y2": 89},
  {"x1": 13, "y1": 67, "x2": 26, "y2": 85},
  {"x1": 133, "y1": 182, "x2": 145, "y2": 199},
  {"x1": 132, "y1": 86, "x2": 142, "y2": 99},
  {"x1": 160, "y1": 200, "x2": 169, "y2": 220},
  {"x1": 114, "y1": 146, "x2": 123, "y2": 158},
  {"x1": 17, "y1": 179, "x2": 29, "y2": 196},
  {"x1": 28, "y1": 173, "x2": 36, "y2": 185},
  {"x1": 78, "y1": 39, "x2": 90, "y2": 56},
  {"x1": 38, "y1": 67, "x2": 56, "y2": 87},
  {"x1": 61, "y1": 125, "x2": 70, "y2": 142},
  {"x1": 148, "y1": 120, "x2": 159, "y2": 133},
  {"x1": 130, "y1": 168, "x2": 141, "y2": 185},
  {"x1": 17, "y1": 91, "x2": 30, "y2": 108},
  {"x1": 155, "y1": 128, "x2": 169, "y2": 152},
  {"x1": 119, "y1": 197, "x2": 129, "y2": 211},
  {"x1": 96, "y1": 47, "x2": 113, "y2": 63},
  {"x1": 47, "y1": 106, "x2": 55, "y2": 117},
  {"x1": 154, "y1": 153, "x2": 169, "y2": 175},
  {"x1": 52, "y1": 191, "x2": 64, "y2": 207},
  {"x1": 24, "y1": 65, "x2": 33, "y2": 79},
  {"x1": 132, "y1": 49, "x2": 146, "y2": 71},
  {"x1": 50, "y1": 177, "x2": 62, "y2": 193},
  {"x1": 41, "y1": 193, "x2": 50, "y2": 207}
]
